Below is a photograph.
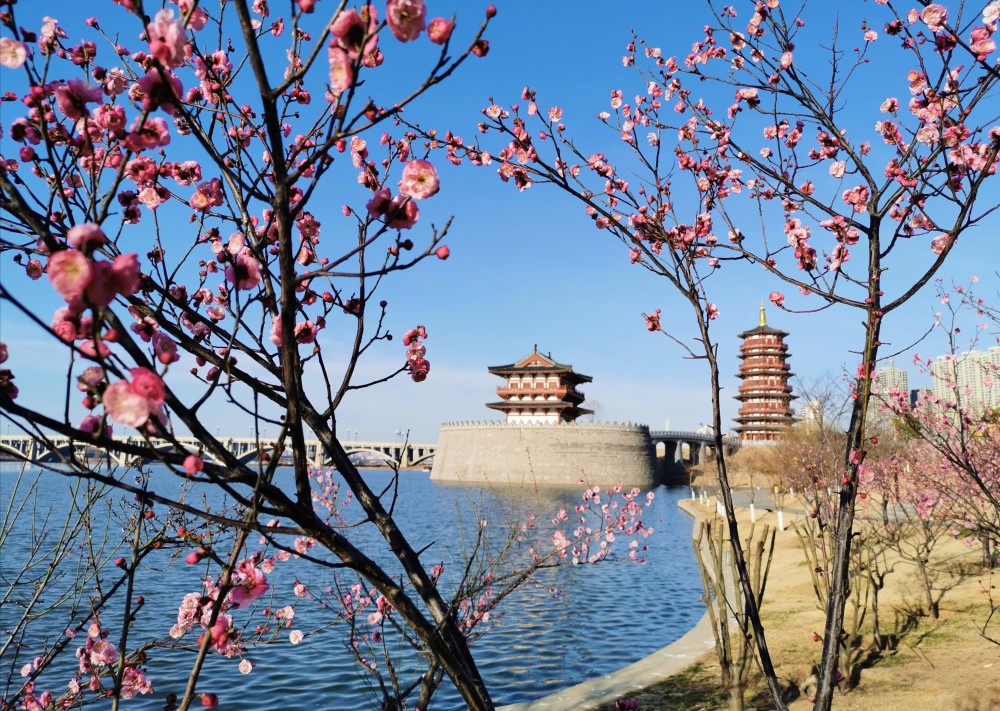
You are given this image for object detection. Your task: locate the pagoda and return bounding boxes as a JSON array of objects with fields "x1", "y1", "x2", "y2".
[
  {"x1": 486, "y1": 347, "x2": 593, "y2": 424},
  {"x1": 734, "y1": 304, "x2": 796, "y2": 443}
]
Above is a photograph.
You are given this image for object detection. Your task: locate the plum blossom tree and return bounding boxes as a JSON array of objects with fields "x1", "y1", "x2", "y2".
[
  {"x1": 0, "y1": 1, "x2": 529, "y2": 708},
  {"x1": 451, "y1": 1, "x2": 1000, "y2": 708},
  {"x1": 0, "y1": 1, "x2": 663, "y2": 706}
]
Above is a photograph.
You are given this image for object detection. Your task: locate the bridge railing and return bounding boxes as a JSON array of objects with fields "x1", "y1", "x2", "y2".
[{"x1": 0, "y1": 434, "x2": 436, "y2": 469}]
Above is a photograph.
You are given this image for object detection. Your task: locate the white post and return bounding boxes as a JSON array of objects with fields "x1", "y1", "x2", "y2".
[
  {"x1": 749, "y1": 502, "x2": 756, "y2": 523},
  {"x1": 690, "y1": 488, "x2": 696, "y2": 500},
  {"x1": 716, "y1": 500, "x2": 724, "y2": 515},
  {"x1": 777, "y1": 509, "x2": 785, "y2": 531}
]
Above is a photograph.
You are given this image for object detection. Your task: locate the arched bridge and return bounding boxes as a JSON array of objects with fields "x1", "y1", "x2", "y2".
[
  {"x1": 649, "y1": 430, "x2": 740, "y2": 485},
  {"x1": 0, "y1": 434, "x2": 436, "y2": 470}
]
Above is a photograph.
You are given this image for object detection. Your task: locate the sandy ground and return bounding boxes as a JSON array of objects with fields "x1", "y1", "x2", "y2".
[{"x1": 637, "y1": 495, "x2": 1000, "y2": 710}]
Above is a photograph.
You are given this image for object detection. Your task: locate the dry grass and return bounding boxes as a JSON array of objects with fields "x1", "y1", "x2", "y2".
[{"x1": 594, "y1": 494, "x2": 1000, "y2": 711}]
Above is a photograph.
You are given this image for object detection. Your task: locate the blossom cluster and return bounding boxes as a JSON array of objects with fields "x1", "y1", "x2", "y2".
[{"x1": 402, "y1": 325, "x2": 430, "y2": 382}]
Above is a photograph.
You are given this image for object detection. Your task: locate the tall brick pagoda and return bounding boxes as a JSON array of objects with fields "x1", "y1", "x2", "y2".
[
  {"x1": 486, "y1": 347, "x2": 593, "y2": 424},
  {"x1": 734, "y1": 304, "x2": 796, "y2": 443}
]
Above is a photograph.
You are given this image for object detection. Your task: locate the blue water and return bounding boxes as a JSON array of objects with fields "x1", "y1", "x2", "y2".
[{"x1": 0, "y1": 462, "x2": 703, "y2": 709}]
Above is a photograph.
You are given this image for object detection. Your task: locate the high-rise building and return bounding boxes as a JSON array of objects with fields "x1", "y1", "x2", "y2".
[
  {"x1": 867, "y1": 362, "x2": 910, "y2": 435},
  {"x1": 930, "y1": 346, "x2": 1000, "y2": 417},
  {"x1": 486, "y1": 347, "x2": 593, "y2": 424},
  {"x1": 734, "y1": 304, "x2": 796, "y2": 443}
]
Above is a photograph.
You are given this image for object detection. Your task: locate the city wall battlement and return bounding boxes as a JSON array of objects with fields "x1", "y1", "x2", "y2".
[{"x1": 430, "y1": 421, "x2": 657, "y2": 487}]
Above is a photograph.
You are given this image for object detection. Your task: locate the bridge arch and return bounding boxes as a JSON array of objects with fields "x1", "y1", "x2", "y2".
[{"x1": 0, "y1": 441, "x2": 30, "y2": 462}]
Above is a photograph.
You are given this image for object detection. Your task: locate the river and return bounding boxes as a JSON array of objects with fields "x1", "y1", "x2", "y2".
[{"x1": 0, "y1": 462, "x2": 703, "y2": 709}]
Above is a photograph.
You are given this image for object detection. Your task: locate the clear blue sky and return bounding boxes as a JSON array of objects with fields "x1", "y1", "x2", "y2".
[{"x1": 1, "y1": 1, "x2": 996, "y2": 443}]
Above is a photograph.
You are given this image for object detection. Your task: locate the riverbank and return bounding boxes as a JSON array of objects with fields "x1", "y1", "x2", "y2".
[
  {"x1": 502, "y1": 490, "x2": 1000, "y2": 710},
  {"x1": 592, "y1": 495, "x2": 1000, "y2": 710}
]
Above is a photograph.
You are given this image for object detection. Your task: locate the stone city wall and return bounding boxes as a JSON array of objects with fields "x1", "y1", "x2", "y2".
[{"x1": 430, "y1": 421, "x2": 656, "y2": 487}]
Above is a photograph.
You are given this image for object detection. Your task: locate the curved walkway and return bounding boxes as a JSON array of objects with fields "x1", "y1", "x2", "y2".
[{"x1": 498, "y1": 499, "x2": 717, "y2": 711}]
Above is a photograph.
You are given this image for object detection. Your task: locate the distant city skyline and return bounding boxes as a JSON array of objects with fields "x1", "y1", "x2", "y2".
[{"x1": 930, "y1": 347, "x2": 1000, "y2": 417}]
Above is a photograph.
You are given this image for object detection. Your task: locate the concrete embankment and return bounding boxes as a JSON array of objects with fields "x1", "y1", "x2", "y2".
[{"x1": 430, "y1": 421, "x2": 657, "y2": 487}]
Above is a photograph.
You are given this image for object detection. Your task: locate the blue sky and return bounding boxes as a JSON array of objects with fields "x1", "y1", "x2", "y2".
[{"x1": 1, "y1": 1, "x2": 997, "y2": 443}]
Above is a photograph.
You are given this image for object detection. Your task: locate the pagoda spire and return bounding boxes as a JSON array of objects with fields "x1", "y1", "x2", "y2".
[{"x1": 759, "y1": 299, "x2": 767, "y2": 327}]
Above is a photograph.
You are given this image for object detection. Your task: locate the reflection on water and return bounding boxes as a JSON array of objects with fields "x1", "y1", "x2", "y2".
[{"x1": 0, "y1": 463, "x2": 703, "y2": 709}]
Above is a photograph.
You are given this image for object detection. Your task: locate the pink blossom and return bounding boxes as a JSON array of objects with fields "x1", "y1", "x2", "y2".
[
  {"x1": 125, "y1": 115, "x2": 172, "y2": 151},
  {"x1": 52, "y1": 308, "x2": 78, "y2": 342},
  {"x1": 84, "y1": 262, "x2": 118, "y2": 307},
  {"x1": 707, "y1": 303, "x2": 719, "y2": 320},
  {"x1": 386, "y1": 0, "x2": 426, "y2": 42},
  {"x1": 201, "y1": 616, "x2": 235, "y2": 653},
  {"x1": 0, "y1": 37, "x2": 28, "y2": 68},
  {"x1": 428, "y1": 18, "x2": 453, "y2": 44},
  {"x1": 366, "y1": 188, "x2": 392, "y2": 218},
  {"x1": 385, "y1": 196, "x2": 419, "y2": 230},
  {"x1": 986, "y1": 1, "x2": 1000, "y2": 31},
  {"x1": 398, "y1": 160, "x2": 440, "y2": 199},
  {"x1": 225, "y1": 249, "x2": 262, "y2": 290},
  {"x1": 269, "y1": 315, "x2": 283, "y2": 346},
  {"x1": 842, "y1": 184, "x2": 870, "y2": 213},
  {"x1": 183, "y1": 455, "x2": 204, "y2": 476},
  {"x1": 129, "y1": 367, "x2": 165, "y2": 406},
  {"x1": 930, "y1": 233, "x2": 952, "y2": 254},
  {"x1": 120, "y1": 666, "x2": 153, "y2": 699},
  {"x1": 879, "y1": 97, "x2": 899, "y2": 113},
  {"x1": 146, "y1": 10, "x2": 188, "y2": 69},
  {"x1": 921, "y1": 4, "x2": 948, "y2": 32},
  {"x1": 136, "y1": 71, "x2": 184, "y2": 116},
  {"x1": 47, "y1": 250, "x2": 92, "y2": 304},
  {"x1": 93, "y1": 103, "x2": 128, "y2": 137},
  {"x1": 409, "y1": 357, "x2": 430, "y2": 382},
  {"x1": 829, "y1": 161, "x2": 846, "y2": 178},
  {"x1": 970, "y1": 27, "x2": 996, "y2": 58},
  {"x1": 104, "y1": 381, "x2": 151, "y2": 428},
  {"x1": 331, "y1": 8, "x2": 379, "y2": 59},
  {"x1": 110, "y1": 253, "x2": 141, "y2": 296},
  {"x1": 88, "y1": 640, "x2": 118, "y2": 667},
  {"x1": 54, "y1": 80, "x2": 104, "y2": 120},
  {"x1": 327, "y1": 47, "x2": 353, "y2": 95},
  {"x1": 643, "y1": 308, "x2": 662, "y2": 332},
  {"x1": 152, "y1": 331, "x2": 180, "y2": 364},
  {"x1": 769, "y1": 291, "x2": 785, "y2": 307},
  {"x1": 239, "y1": 659, "x2": 254, "y2": 674},
  {"x1": 79, "y1": 414, "x2": 103, "y2": 433},
  {"x1": 289, "y1": 629, "x2": 304, "y2": 644},
  {"x1": 294, "y1": 320, "x2": 317, "y2": 344},
  {"x1": 104, "y1": 68, "x2": 127, "y2": 95},
  {"x1": 25, "y1": 259, "x2": 43, "y2": 280},
  {"x1": 435, "y1": 245, "x2": 450, "y2": 260},
  {"x1": 231, "y1": 559, "x2": 269, "y2": 608}
]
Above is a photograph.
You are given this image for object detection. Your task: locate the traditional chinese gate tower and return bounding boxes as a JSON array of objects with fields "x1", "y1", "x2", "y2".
[
  {"x1": 734, "y1": 304, "x2": 796, "y2": 443},
  {"x1": 486, "y1": 347, "x2": 593, "y2": 424}
]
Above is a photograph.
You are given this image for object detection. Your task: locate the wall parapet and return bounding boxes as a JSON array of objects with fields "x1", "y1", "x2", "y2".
[{"x1": 439, "y1": 420, "x2": 650, "y2": 433}]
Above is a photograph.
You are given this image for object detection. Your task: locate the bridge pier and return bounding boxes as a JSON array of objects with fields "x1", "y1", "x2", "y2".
[{"x1": 648, "y1": 430, "x2": 739, "y2": 487}]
